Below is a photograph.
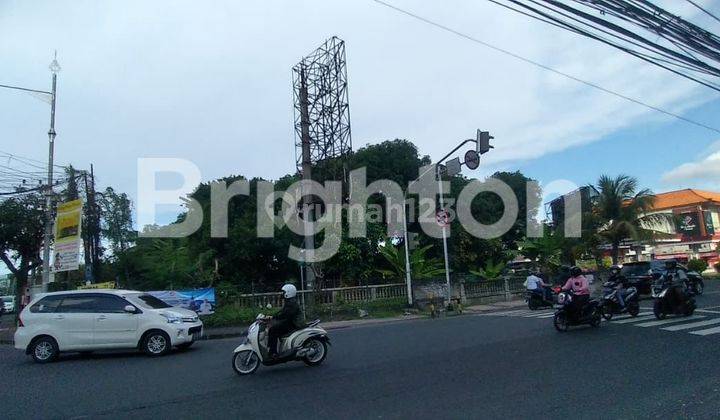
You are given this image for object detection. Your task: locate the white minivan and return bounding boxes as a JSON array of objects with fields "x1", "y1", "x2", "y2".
[{"x1": 15, "y1": 289, "x2": 203, "y2": 363}]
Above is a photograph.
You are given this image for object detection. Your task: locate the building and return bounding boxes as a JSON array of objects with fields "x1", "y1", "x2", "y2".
[{"x1": 624, "y1": 189, "x2": 720, "y2": 266}]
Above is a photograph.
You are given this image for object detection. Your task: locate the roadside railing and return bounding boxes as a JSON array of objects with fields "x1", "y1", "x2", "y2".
[{"x1": 228, "y1": 275, "x2": 527, "y2": 308}]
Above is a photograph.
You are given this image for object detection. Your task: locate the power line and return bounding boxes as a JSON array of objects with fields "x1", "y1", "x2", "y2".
[
  {"x1": 370, "y1": 0, "x2": 720, "y2": 135},
  {"x1": 500, "y1": 0, "x2": 720, "y2": 87},
  {"x1": 0, "y1": 151, "x2": 66, "y2": 170},
  {"x1": 685, "y1": 0, "x2": 720, "y2": 25}
]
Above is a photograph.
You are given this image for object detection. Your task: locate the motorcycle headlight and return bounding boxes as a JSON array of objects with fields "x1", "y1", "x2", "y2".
[{"x1": 160, "y1": 313, "x2": 182, "y2": 324}]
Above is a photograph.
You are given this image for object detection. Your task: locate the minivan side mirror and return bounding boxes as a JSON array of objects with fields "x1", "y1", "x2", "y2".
[{"x1": 124, "y1": 305, "x2": 137, "y2": 314}]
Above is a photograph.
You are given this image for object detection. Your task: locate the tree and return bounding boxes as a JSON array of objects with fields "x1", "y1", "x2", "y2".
[
  {"x1": 0, "y1": 193, "x2": 45, "y2": 313},
  {"x1": 98, "y1": 187, "x2": 135, "y2": 254},
  {"x1": 594, "y1": 175, "x2": 670, "y2": 263}
]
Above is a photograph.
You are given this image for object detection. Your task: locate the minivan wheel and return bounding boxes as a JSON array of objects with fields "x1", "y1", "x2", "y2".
[
  {"x1": 31, "y1": 336, "x2": 59, "y2": 363},
  {"x1": 142, "y1": 331, "x2": 171, "y2": 356}
]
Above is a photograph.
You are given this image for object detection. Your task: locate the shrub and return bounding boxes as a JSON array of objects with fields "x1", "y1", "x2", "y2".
[
  {"x1": 202, "y1": 305, "x2": 270, "y2": 328},
  {"x1": 201, "y1": 298, "x2": 408, "y2": 327},
  {"x1": 687, "y1": 259, "x2": 709, "y2": 273}
]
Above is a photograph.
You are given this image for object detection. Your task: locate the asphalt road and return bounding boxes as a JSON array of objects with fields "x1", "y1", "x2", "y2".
[{"x1": 3, "y1": 283, "x2": 720, "y2": 419}]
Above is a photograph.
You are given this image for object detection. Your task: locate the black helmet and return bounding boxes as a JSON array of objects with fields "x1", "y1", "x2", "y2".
[
  {"x1": 570, "y1": 266, "x2": 582, "y2": 277},
  {"x1": 610, "y1": 265, "x2": 621, "y2": 275}
]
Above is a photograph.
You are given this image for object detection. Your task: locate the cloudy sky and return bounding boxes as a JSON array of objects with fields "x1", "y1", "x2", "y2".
[{"x1": 1, "y1": 0, "x2": 719, "y2": 226}]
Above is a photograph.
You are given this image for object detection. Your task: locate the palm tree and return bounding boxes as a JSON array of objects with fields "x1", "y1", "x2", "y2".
[
  {"x1": 594, "y1": 174, "x2": 670, "y2": 264},
  {"x1": 376, "y1": 242, "x2": 446, "y2": 280}
]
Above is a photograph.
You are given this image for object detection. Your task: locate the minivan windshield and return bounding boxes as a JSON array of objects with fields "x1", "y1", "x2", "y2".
[{"x1": 132, "y1": 294, "x2": 172, "y2": 309}]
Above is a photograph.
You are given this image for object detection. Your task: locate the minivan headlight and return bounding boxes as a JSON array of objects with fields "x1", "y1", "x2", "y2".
[{"x1": 161, "y1": 313, "x2": 182, "y2": 324}]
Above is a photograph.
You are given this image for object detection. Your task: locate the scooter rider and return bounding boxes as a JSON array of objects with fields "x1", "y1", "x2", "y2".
[
  {"x1": 267, "y1": 284, "x2": 303, "y2": 358},
  {"x1": 525, "y1": 270, "x2": 552, "y2": 301},
  {"x1": 607, "y1": 265, "x2": 627, "y2": 309},
  {"x1": 664, "y1": 260, "x2": 688, "y2": 306},
  {"x1": 562, "y1": 266, "x2": 590, "y2": 316}
]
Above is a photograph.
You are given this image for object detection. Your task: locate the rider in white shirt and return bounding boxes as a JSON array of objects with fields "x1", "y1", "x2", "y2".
[{"x1": 525, "y1": 271, "x2": 551, "y2": 300}]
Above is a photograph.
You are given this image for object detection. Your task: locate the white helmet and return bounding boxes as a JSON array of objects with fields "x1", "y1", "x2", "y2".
[{"x1": 281, "y1": 284, "x2": 297, "y2": 299}]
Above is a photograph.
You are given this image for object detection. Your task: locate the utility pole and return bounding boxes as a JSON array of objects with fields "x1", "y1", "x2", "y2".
[
  {"x1": 41, "y1": 53, "x2": 61, "y2": 292},
  {"x1": 299, "y1": 66, "x2": 316, "y2": 298}
]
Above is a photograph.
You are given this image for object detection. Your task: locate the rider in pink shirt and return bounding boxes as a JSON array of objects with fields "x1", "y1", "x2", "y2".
[{"x1": 562, "y1": 267, "x2": 590, "y2": 295}]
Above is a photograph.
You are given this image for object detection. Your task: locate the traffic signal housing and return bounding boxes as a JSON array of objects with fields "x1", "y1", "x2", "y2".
[{"x1": 477, "y1": 130, "x2": 494, "y2": 154}]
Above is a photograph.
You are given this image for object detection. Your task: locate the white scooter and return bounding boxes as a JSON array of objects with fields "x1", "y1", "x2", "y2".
[{"x1": 232, "y1": 314, "x2": 330, "y2": 375}]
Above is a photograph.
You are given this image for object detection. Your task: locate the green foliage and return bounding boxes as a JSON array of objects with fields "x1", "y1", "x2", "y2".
[
  {"x1": 516, "y1": 227, "x2": 564, "y2": 273},
  {"x1": 202, "y1": 305, "x2": 269, "y2": 328},
  {"x1": 202, "y1": 298, "x2": 408, "y2": 327},
  {"x1": 470, "y1": 259, "x2": 506, "y2": 280},
  {"x1": 98, "y1": 187, "x2": 135, "y2": 254},
  {"x1": 310, "y1": 298, "x2": 407, "y2": 320},
  {"x1": 687, "y1": 259, "x2": 709, "y2": 273},
  {"x1": 376, "y1": 242, "x2": 446, "y2": 280},
  {"x1": 0, "y1": 194, "x2": 45, "y2": 299}
]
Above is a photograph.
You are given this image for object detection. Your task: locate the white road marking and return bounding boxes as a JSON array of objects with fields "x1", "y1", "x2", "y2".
[
  {"x1": 696, "y1": 309, "x2": 720, "y2": 314},
  {"x1": 634, "y1": 315, "x2": 705, "y2": 327},
  {"x1": 606, "y1": 312, "x2": 652, "y2": 322},
  {"x1": 690, "y1": 326, "x2": 720, "y2": 336},
  {"x1": 534, "y1": 313, "x2": 557, "y2": 319},
  {"x1": 522, "y1": 311, "x2": 554, "y2": 318},
  {"x1": 662, "y1": 318, "x2": 720, "y2": 332},
  {"x1": 488, "y1": 309, "x2": 528, "y2": 316},
  {"x1": 611, "y1": 315, "x2": 657, "y2": 324}
]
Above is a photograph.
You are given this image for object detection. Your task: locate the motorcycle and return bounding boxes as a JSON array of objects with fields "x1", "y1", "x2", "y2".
[
  {"x1": 652, "y1": 275, "x2": 696, "y2": 320},
  {"x1": 526, "y1": 286, "x2": 560, "y2": 310},
  {"x1": 685, "y1": 272, "x2": 705, "y2": 296},
  {"x1": 232, "y1": 314, "x2": 330, "y2": 375},
  {"x1": 553, "y1": 291, "x2": 602, "y2": 332},
  {"x1": 599, "y1": 282, "x2": 640, "y2": 320}
]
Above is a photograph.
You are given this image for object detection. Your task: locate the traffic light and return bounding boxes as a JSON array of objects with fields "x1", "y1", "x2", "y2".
[{"x1": 477, "y1": 129, "x2": 494, "y2": 154}]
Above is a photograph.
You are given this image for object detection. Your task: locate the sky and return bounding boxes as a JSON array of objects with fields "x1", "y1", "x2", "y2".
[{"x1": 1, "y1": 0, "x2": 719, "y2": 227}]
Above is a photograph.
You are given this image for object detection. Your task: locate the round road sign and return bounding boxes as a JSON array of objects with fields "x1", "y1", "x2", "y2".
[{"x1": 464, "y1": 150, "x2": 480, "y2": 170}]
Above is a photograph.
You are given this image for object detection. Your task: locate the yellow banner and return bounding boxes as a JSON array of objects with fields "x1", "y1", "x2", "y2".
[
  {"x1": 77, "y1": 281, "x2": 116, "y2": 290},
  {"x1": 53, "y1": 198, "x2": 83, "y2": 273},
  {"x1": 54, "y1": 199, "x2": 82, "y2": 244}
]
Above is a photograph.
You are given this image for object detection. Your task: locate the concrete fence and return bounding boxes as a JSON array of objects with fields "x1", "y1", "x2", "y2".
[{"x1": 229, "y1": 275, "x2": 527, "y2": 308}]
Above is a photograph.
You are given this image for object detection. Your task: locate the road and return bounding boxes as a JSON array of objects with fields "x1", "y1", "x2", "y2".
[{"x1": 3, "y1": 284, "x2": 720, "y2": 419}]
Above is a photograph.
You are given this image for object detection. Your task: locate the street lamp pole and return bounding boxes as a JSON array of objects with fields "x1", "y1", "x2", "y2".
[{"x1": 41, "y1": 54, "x2": 61, "y2": 291}]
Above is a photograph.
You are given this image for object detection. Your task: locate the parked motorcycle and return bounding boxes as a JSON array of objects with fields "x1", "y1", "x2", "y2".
[
  {"x1": 652, "y1": 275, "x2": 696, "y2": 320},
  {"x1": 526, "y1": 286, "x2": 560, "y2": 310},
  {"x1": 553, "y1": 291, "x2": 602, "y2": 332},
  {"x1": 232, "y1": 314, "x2": 330, "y2": 375},
  {"x1": 599, "y1": 282, "x2": 640, "y2": 320}
]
